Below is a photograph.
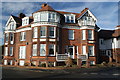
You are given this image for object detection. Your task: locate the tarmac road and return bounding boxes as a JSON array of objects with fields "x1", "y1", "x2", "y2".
[{"x1": 1, "y1": 66, "x2": 120, "y2": 80}]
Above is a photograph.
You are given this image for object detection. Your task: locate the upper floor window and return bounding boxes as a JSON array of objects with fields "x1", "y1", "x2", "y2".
[
  {"x1": 19, "y1": 46, "x2": 26, "y2": 59},
  {"x1": 40, "y1": 27, "x2": 46, "y2": 38},
  {"x1": 4, "y1": 47, "x2": 8, "y2": 56},
  {"x1": 10, "y1": 33, "x2": 14, "y2": 41},
  {"x1": 49, "y1": 44, "x2": 55, "y2": 56},
  {"x1": 20, "y1": 32, "x2": 26, "y2": 41},
  {"x1": 65, "y1": 14, "x2": 75, "y2": 23},
  {"x1": 9, "y1": 47, "x2": 13, "y2": 56},
  {"x1": 22, "y1": 17, "x2": 29, "y2": 26},
  {"x1": 9, "y1": 22, "x2": 14, "y2": 30},
  {"x1": 32, "y1": 44, "x2": 37, "y2": 56},
  {"x1": 88, "y1": 30, "x2": 93, "y2": 40},
  {"x1": 48, "y1": 13, "x2": 56, "y2": 22},
  {"x1": 33, "y1": 27, "x2": 38, "y2": 38},
  {"x1": 88, "y1": 46, "x2": 94, "y2": 56},
  {"x1": 49, "y1": 27, "x2": 55, "y2": 38},
  {"x1": 5, "y1": 33, "x2": 9, "y2": 42},
  {"x1": 68, "y1": 30, "x2": 74, "y2": 40},
  {"x1": 82, "y1": 30, "x2": 86, "y2": 40},
  {"x1": 40, "y1": 44, "x2": 46, "y2": 56}
]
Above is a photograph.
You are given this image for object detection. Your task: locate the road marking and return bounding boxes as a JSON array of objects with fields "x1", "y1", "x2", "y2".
[
  {"x1": 112, "y1": 73, "x2": 120, "y2": 76},
  {"x1": 90, "y1": 73, "x2": 98, "y2": 75},
  {"x1": 100, "y1": 73, "x2": 109, "y2": 75},
  {"x1": 83, "y1": 73, "x2": 88, "y2": 75}
]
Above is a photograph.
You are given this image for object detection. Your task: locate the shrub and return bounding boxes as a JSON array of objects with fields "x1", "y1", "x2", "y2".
[
  {"x1": 24, "y1": 63, "x2": 29, "y2": 66},
  {"x1": 38, "y1": 63, "x2": 46, "y2": 67},
  {"x1": 65, "y1": 57, "x2": 73, "y2": 67}
]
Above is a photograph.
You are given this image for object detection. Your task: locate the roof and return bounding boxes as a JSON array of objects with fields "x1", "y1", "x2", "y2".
[
  {"x1": 77, "y1": 8, "x2": 89, "y2": 18},
  {"x1": 11, "y1": 15, "x2": 22, "y2": 24},
  {"x1": 16, "y1": 24, "x2": 31, "y2": 29},
  {"x1": 99, "y1": 30, "x2": 115, "y2": 39},
  {"x1": 33, "y1": 4, "x2": 56, "y2": 13}
]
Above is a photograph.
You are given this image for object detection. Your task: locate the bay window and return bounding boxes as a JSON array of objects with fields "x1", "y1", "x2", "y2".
[
  {"x1": 68, "y1": 30, "x2": 74, "y2": 40},
  {"x1": 40, "y1": 27, "x2": 46, "y2": 38},
  {"x1": 49, "y1": 44, "x2": 55, "y2": 56},
  {"x1": 32, "y1": 44, "x2": 37, "y2": 56},
  {"x1": 22, "y1": 17, "x2": 29, "y2": 26},
  {"x1": 82, "y1": 45, "x2": 86, "y2": 55},
  {"x1": 9, "y1": 47, "x2": 13, "y2": 56},
  {"x1": 49, "y1": 27, "x2": 55, "y2": 38},
  {"x1": 19, "y1": 46, "x2": 26, "y2": 59},
  {"x1": 40, "y1": 44, "x2": 46, "y2": 56},
  {"x1": 88, "y1": 46, "x2": 94, "y2": 56},
  {"x1": 20, "y1": 32, "x2": 26, "y2": 41},
  {"x1": 33, "y1": 27, "x2": 38, "y2": 38}
]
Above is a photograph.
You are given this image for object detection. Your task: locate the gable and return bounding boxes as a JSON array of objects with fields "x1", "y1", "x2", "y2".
[
  {"x1": 6, "y1": 16, "x2": 16, "y2": 27},
  {"x1": 78, "y1": 10, "x2": 97, "y2": 22}
]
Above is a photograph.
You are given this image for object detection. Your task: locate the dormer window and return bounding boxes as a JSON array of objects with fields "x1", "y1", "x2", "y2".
[
  {"x1": 22, "y1": 17, "x2": 29, "y2": 26},
  {"x1": 64, "y1": 14, "x2": 75, "y2": 23}
]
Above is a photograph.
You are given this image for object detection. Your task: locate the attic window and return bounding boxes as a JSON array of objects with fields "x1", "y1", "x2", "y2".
[
  {"x1": 22, "y1": 17, "x2": 29, "y2": 26},
  {"x1": 65, "y1": 15, "x2": 75, "y2": 23}
]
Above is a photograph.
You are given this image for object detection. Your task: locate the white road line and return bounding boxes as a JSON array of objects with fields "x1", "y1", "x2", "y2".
[
  {"x1": 90, "y1": 73, "x2": 98, "y2": 75},
  {"x1": 112, "y1": 73, "x2": 120, "y2": 76}
]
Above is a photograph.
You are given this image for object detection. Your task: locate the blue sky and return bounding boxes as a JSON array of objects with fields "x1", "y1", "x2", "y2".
[{"x1": 0, "y1": 2, "x2": 119, "y2": 45}]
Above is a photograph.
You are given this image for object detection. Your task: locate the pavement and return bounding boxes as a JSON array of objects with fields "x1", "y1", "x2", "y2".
[{"x1": 1, "y1": 66, "x2": 120, "y2": 80}]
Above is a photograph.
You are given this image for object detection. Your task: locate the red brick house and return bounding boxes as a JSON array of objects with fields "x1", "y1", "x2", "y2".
[{"x1": 3, "y1": 3, "x2": 120, "y2": 67}]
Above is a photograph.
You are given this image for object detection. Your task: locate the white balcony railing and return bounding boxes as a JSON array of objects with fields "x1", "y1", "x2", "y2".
[{"x1": 56, "y1": 54, "x2": 68, "y2": 61}]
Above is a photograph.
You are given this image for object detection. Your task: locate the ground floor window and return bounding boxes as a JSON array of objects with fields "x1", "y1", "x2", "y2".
[
  {"x1": 40, "y1": 44, "x2": 46, "y2": 56},
  {"x1": 10, "y1": 60, "x2": 13, "y2": 65},
  {"x1": 49, "y1": 44, "x2": 55, "y2": 56},
  {"x1": 4, "y1": 60, "x2": 7, "y2": 65},
  {"x1": 19, "y1": 60, "x2": 25, "y2": 66},
  {"x1": 90, "y1": 61, "x2": 95, "y2": 65}
]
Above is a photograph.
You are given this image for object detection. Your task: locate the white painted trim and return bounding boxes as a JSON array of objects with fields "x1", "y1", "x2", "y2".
[
  {"x1": 49, "y1": 39, "x2": 56, "y2": 42},
  {"x1": 115, "y1": 27, "x2": 120, "y2": 30},
  {"x1": 5, "y1": 43, "x2": 8, "y2": 45},
  {"x1": 6, "y1": 16, "x2": 16, "y2": 27},
  {"x1": 77, "y1": 10, "x2": 97, "y2": 22},
  {"x1": 16, "y1": 27, "x2": 31, "y2": 32},
  {"x1": 4, "y1": 31, "x2": 15, "y2": 33},
  {"x1": 80, "y1": 26, "x2": 95, "y2": 29},
  {"x1": 31, "y1": 22, "x2": 58, "y2": 27},
  {"x1": 40, "y1": 39, "x2": 46, "y2": 41},
  {"x1": 33, "y1": 39, "x2": 37, "y2": 42}
]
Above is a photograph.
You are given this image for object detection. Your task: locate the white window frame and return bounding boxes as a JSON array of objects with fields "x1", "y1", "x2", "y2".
[
  {"x1": 9, "y1": 47, "x2": 13, "y2": 56},
  {"x1": 48, "y1": 13, "x2": 56, "y2": 22},
  {"x1": 64, "y1": 14, "x2": 75, "y2": 23},
  {"x1": 82, "y1": 45, "x2": 86, "y2": 55},
  {"x1": 32, "y1": 44, "x2": 37, "y2": 56},
  {"x1": 88, "y1": 46, "x2": 94, "y2": 56},
  {"x1": 19, "y1": 60, "x2": 25, "y2": 66},
  {"x1": 82, "y1": 30, "x2": 86, "y2": 40},
  {"x1": 4, "y1": 47, "x2": 8, "y2": 56},
  {"x1": 22, "y1": 17, "x2": 29, "y2": 26},
  {"x1": 49, "y1": 44, "x2": 55, "y2": 56},
  {"x1": 49, "y1": 27, "x2": 55, "y2": 38},
  {"x1": 10, "y1": 33, "x2": 14, "y2": 44},
  {"x1": 20, "y1": 32, "x2": 26, "y2": 41},
  {"x1": 19, "y1": 46, "x2": 26, "y2": 59},
  {"x1": 4, "y1": 60, "x2": 7, "y2": 65},
  {"x1": 33, "y1": 27, "x2": 38, "y2": 38},
  {"x1": 40, "y1": 27, "x2": 46, "y2": 38},
  {"x1": 5, "y1": 33, "x2": 9, "y2": 42},
  {"x1": 68, "y1": 30, "x2": 74, "y2": 40},
  {"x1": 40, "y1": 44, "x2": 46, "y2": 56}
]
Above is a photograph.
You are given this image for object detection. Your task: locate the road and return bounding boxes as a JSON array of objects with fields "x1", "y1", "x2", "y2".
[{"x1": 1, "y1": 66, "x2": 120, "y2": 79}]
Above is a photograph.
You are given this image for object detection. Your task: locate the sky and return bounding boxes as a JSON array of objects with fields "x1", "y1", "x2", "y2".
[{"x1": 0, "y1": 2, "x2": 119, "y2": 45}]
